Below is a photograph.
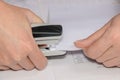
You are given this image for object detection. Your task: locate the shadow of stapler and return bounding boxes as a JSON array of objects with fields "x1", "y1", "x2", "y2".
[{"x1": 32, "y1": 24, "x2": 66, "y2": 57}]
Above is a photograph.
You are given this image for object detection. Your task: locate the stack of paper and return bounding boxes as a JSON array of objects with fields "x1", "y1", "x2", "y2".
[{"x1": 1, "y1": 0, "x2": 120, "y2": 80}]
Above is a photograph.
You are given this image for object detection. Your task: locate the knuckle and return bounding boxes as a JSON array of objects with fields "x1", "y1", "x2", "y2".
[
  {"x1": 83, "y1": 49, "x2": 90, "y2": 57},
  {"x1": 85, "y1": 49, "x2": 96, "y2": 60},
  {"x1": 8, "y1": 51, "x2": 23, "y2": 62},
  {"x1": 103, "y1": 63, "x2": 112, "y2": 68},
  {"x1": 6, "y1": 56, "x2": 21, "y2": 65},
  {"x1": 111, "y1": 33, "x2": 118, "y2": 40},
  {"x1": 9, "y1": 52, "x2": 25, "y2": 63},
  {"x1": 25, "y1": 66, "x2": 34, "y2": 71},
  {"x1": 12, "y1": 55, "x2": 22, "y2": 62},
  {"x1": 96, "y1": 59, "x2": 103, "y2": 63},
  {"x1": 109, "y1": 33, "x2": 120, "y2": 43}
]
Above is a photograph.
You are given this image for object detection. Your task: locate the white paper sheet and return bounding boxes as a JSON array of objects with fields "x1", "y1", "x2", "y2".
[
  {"x1": 49, "y1": 51, "x2": 120, "y2": 80},
  {"x1": 0, "y1": 66, "x2": 55, "y2": 80},
  {"x1": 1, "y1": 0, "x2": 120, "y2": 80},
  {"x1": 47, "y1": 1, "x2": 120, "y2": 80},
  {"x1": 49, "y1": 4, "x2": 120, "y2": 50}
]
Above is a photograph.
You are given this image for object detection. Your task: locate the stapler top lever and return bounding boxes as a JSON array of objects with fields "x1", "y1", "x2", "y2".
[{"x1": 32, "y1": 24, "x2": 66, "y2": 57}]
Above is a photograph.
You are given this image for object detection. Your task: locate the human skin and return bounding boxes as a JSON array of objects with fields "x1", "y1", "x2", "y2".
[
  {"x1": 0, "y1": 1, "x2": 47, "y2": 70},
  {"x1": 75, "y1": 14, "x2": 120, "y2": 67}
]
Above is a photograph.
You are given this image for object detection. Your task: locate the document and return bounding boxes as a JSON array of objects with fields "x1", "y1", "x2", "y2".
[
  {"x1": 1, "y1": 0, "x2": 120, "y2": 80},
  {"x1": 49, "y1": 51, "x2": 120, "y2": 80},
  {"x1": 0, "y1": 66, "x2": 55, "y2": 80},
  {"x1": 49, "y1": 3, "x2": 120, "y2": 50},
  {"x1": 47, "y1": 2, "x2": 120, "y2": 80}
]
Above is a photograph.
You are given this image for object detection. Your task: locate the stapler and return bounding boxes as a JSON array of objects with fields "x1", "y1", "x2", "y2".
[{"x1": 32, "y1": 24, "x2": 66, "y2": 56}]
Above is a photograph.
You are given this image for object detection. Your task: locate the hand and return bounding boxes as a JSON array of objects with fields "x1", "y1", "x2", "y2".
[
  {"x1": 75, "y1": 14, "x2": 120, "y2": 67},
  {"x1": 0, "y1": 1, "x2": 47, "y2": 70}
]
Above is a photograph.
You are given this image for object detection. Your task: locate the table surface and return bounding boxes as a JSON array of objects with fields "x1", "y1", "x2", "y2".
[{"x1": 1, "y1": 0, "x2": 120, "y2": 80}]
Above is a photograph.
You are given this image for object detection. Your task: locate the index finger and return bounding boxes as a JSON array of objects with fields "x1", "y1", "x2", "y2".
[{"x1": 28, "y1": 43, "x2": 48, "y2": 70}]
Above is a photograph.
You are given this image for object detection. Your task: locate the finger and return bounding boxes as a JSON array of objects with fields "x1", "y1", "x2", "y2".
[
  {"x1": 103, "y1": 57, "x2": 120, "y2": 67},
  {"x1": 0, "y1": 66, "x2": 9, "y2": 71},
  {"x1": 96, "y1": 47, "x2": 117, "y2": 63},
  {"x1": 84, "y1": 29, "x2": 113, "y2": 59},
  {"x1": 25, "y1": 9, "x2": 44, "y2": 24},
  {"x1": 29, "y1": 44, "x2": 47, "y2": 70},
  {"x1": 117, "y1": 65, "x2": 120, "y2": 67},
  {"x1": 18, "y1": 57, "x2": 34, "y2": 70},
  {"x1": 9, "y1": 64, "x2": 23, "y2": 71},
  {"x1": 75, "y1": 20, "x2": 112, "y2": 48},
  {"x1": 116, "y1": 61, "x2": 120, "y2": 67}
]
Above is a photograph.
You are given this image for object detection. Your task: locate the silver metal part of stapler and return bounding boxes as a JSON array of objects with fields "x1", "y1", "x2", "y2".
[{"x1": 32, "y1": 24, "x2": 66, "y2": 56}]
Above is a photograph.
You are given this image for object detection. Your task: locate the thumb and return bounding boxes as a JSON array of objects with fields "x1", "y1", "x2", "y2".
[
  {"x1": 25, "y1": 9, "x2": 44, "y2": 24},
  {"x1": 74, "y1": 20, "x2": 112, "y2": 48},
  {"x1": 74, "y1": 39, "x2": 91, "y2": 48}
]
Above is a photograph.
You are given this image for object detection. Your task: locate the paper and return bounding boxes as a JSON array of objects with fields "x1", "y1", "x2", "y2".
[
  {"x1": 49, "y1": 3, "x2": 120, "y2": 50},
  {"x1": 47, "y1": 4, "x2": 120, "y2": 80},
  {"x1": 1, "y1": 0, "x2": 120, "y2": 80},
  {"x1": 47, "y1": 2, "x2": 120, "y2": 80},
  {"x1": 0, "y1": 66, "x2": 55, "y2": 80},
  {"x1": 49, "y1": 51, "x2": 120, "y2": 80}
]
